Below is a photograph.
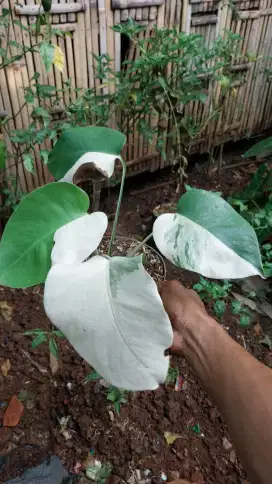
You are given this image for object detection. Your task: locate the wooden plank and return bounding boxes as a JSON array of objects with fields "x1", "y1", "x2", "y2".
[
  {"x1": 191, "y1": 14, "x2": 217, "y2": 25},
  {"x1": 14, "y1": 3, "x2": 87, "y2": 16},
  {"x1": 112, "y1": 0, "x2": 164, "y2": 8}
]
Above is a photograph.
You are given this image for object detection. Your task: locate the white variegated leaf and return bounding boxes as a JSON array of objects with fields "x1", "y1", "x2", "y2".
[
  {"x1": 44, "y1": 255, "x2": 173, "y2": 391},
  {"x1": 59, "y1": 152, "x2": 118, "y2": 182},
  {"x1": 48, "y1": 127, "x2": 126, "y2": 182},
  {"x1": 51, "y1": 212, "x2": 108, "y2": 265},
  {"x1": 153, "y1": 189, "x2": 263, "y2": 279}
]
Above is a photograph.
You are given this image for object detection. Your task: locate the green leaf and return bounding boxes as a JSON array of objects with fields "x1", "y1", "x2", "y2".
[
  {"x1": 241, "y1": 164, "x2": 270, "y2": 201},
  {"x1": 24, "y1": 329, "x2": 45, "y2": 335},
  {"x1": 0, "y1": 182, "x2": 89, "y2": 288},
  {"x1": 231, "y1": 300, "x2": 242, "y2": 314},
  {"x1": 40, "y1": 149, "x2": 49, "y2": 164},
  {"x1": 193, "y1": 283, "x2": 203, "y2": 291},
  {"x1": 49, "y1": 337, "x2": 58, "y2": 358},
  {"x1": 153, "y1": 189, "x2": 263, "y2": 279},
  {"x1": 48, "y1": 126, "x2": 126, "y2": 181},
  {"x1": 165, "y1": 365, "x2": 179, "y2": 384},
  {"x1": 0, "y1": 140, "x2": 7, "y2": 171},
  {"x1": 85, "y1": 370, "x2": 101, "y2": 382},
  {"x1": 243, "y1": 137, "x2": 272, "y2": 158},
  {"x1": 23, "y1": 152, "x2": 35, "y2": 174},
  {"x1": 213, "y1": 299, "x2": 226, "y2": 318},
  {"x1": 32, "y1": 332, "x2": 47, "y2": 348},
  {"x1": 52, "y1": 329, "x2": 65, "y2": 338},
  {"x1": 239, "y1": 314, "x2": 251, "y2": 327},
  {"x1": 39, "y1": 41, "x2": 55, "y2": 72}
]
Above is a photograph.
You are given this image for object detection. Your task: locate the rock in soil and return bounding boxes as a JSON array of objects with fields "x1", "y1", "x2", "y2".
[{"x1": 3, "y1": 395, "x2": 24, "y2": 427}]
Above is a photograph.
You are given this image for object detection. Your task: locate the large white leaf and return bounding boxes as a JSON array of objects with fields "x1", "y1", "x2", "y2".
[
  {"x1": 153, "y1": 189, "x2": 263, "y2": 279},
  {"x1": 44, "y1": 255, "x2": 173, "y2": 391},
  {"x1": 51, "y1": 212, "x2": 108, "y2": 265}
]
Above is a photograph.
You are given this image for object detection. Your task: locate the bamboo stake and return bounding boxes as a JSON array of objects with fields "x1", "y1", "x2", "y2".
[
  {"x1": 11, "y1": 4, "x2": 35, "y2": 191},
  {"x1": 149, "y1": 6, "x2": 157, "y2": 20},
  {"x1": 68, "y1": 0, "x2": 77, "y2": 22},
  {"x1": 142, "y1": 6, "x2": 149, "y2": 19},
  {"x1": 64, "y1": 23, "x2": 76, "y2": 101},
  {"x1": 256, "y1": 13, "x2": 272, "y2": 130},
  {"x1": 90, "y1": 0, "x2": 100, "y2": 91},
  {"x1": 2, "y1": 1, "x2": 29, "y2": 191},
  {"x1": 241, "y1": 0, "x2": 268, "y2": 133},
  {"x1": 84, "y1": 0, "x2": 94, "y2": 91},
  {"x1": 114, "y1": 9, "x2": 121, "y2": 72},
  {"x1": 59, "y1": 0, "x2": 68, "y2": 23},
  {"x1": 73, "y1": 5, "x2": 88, "y2": 90},
  {"x1": 26, "y1": 0, "x2": 48, "y2": 186}
]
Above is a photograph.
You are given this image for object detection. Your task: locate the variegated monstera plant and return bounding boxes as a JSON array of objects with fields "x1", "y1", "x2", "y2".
[{"x1": 0, "y1": 127, "x2": 264, "y2": 391}]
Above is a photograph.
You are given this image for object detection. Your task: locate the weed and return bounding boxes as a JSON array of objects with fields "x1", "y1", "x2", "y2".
[
  {"x1": 262, "y1": 243, "x2": 272, "y2": 277},
  {"x1": 165, "y1": 365, "x2": 179, "y2": 384},
  {"x1": 24, "y1": 328, "x2": 65, "y2": 358},
  {"x1": 95, "y1": 463, "x2": 113, "y2": 484},
  {"x1": 193, "y1": 277, "x2": 252, "y2": 325},
  {"x1": 106, "y1": 386, "x2": 128, "y2": 414}
]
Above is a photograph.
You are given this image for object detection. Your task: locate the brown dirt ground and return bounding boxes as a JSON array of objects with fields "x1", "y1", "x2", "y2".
[{"x1": 0, "y1": 156, "x2": 271, "y2": 484}]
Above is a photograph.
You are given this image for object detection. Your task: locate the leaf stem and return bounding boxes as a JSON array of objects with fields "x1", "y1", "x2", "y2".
[
  {"x1": 126, "y1": 233, "x2": 153, "y2": 257},
  {"x1": 108, "y1": 156, "x2": 126, "y2": 256}
]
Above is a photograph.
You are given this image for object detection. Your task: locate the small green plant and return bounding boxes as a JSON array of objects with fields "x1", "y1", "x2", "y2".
[
  {"x1": 261, "y1": 243, "x2": 272, "y2": 277},
  {"x1": 193, "y1": 277, "x2": 252, "y2": 325},
  {"x1": 165, "y1": 365, "x2": 179, "y2": 384},
  {"x1": 106, "y1": 386, "x2": 128, "y2": 414},
  {"x1": 193, "y1": 277, "x2": 232, "y2": 318},
  {"x1": 85, "y1": 369, "x2": 101, "y2": 383},
  {"x1": 231, "y1": 300, "x2": 251, "y2": 327},
  {"x1": 228, "y1": 163, "x2": 272, "y2": 280},
  {"x1": 84, "y1": 370, "x2": 127, "y2": 413},
  {"x1": 95, "y1": 463, "x2": 113, "y2": 484},
  {"x1": 24, "y1": 328, "x2": 65, "y2": 358}
]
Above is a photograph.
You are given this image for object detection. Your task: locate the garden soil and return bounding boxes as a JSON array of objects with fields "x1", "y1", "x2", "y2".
[{"x1": 0, "y1": 157, "x2": 271, "y2": 484}]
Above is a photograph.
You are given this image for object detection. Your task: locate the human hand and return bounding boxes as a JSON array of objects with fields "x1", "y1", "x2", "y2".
[{"x1": 159, "y1": 280, "x2": 209, "y2": 356}]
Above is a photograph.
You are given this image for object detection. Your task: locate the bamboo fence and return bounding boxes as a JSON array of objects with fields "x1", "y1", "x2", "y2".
[{"x1": 1, "y1": 0, "x2": 272, "y2": 191}]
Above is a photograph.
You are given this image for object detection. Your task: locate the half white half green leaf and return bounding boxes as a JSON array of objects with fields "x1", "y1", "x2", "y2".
[
  {"x1": 48, "y1": 126, "x2": 126, "y2": 182},
  {"x1": 153, "y1": 189, "x2": 263, "y2": 279},
  {"x1": 44, "y1": 255, "x2": 173, "y2": 391},
  {"x1": 0, "y1": 182, "x2": 89, "y2": 288}
]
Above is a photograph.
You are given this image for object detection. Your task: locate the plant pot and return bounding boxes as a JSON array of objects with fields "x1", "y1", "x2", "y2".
[{"x1": 99, "y1": 236, "x2": 166, "y2": 283}]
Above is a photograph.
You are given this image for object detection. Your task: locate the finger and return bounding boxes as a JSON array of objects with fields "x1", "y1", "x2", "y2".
[{"x1": 165, "y1": 330, "x2": 183, "y2": 356}]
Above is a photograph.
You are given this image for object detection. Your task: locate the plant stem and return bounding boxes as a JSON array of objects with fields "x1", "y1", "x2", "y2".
[
  {"x1": 126, "y1": 233, "x2": 153, "y2": 257},
  {"x1": 108, "y1": 156, "x2": 126, "y2": 256},
  {"x1": 163, "y1": 84, "x2": 186, "y2": 187}
]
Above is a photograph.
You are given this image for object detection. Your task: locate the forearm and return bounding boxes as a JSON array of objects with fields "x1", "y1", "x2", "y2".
[{"x1": 184, "y1": 312, "x2": 272, "y2": 484}]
